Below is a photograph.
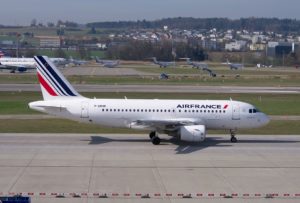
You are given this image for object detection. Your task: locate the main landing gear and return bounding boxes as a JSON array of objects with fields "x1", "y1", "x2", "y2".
[
  {"x1": 149, "y1": 131, "x2": 161, "y2": 145},
  {"x1": 230, "y1": 129, "x2": 237, "y2": 143}
]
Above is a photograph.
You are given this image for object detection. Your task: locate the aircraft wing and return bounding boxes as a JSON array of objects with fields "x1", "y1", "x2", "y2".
[{"x1": 130, "y1": 118, "x2": 203, "y2": 131}]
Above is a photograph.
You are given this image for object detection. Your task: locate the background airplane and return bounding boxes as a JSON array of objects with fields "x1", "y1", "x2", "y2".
[
  {"x1": 181, "y1": 58, "x2": 217, "y2": 77},
  {"x1": 94, "y1": 56, "x2": 120, "y2": 68},
  {"x1": 0, "y1": 57, "x2": 66, "y2": 73},
  {"x1": 68, "y1": 56, "x2": 87, "y2": 66},
  {"x1": 151, "y1": 57, "x2": 175, "y2": 68},
  {"x1": 223, "y1": 59, "x2": 244, "y2": 70},
  {"x1": 29, "y1": 56, "x2": 270, "y2": 145}
]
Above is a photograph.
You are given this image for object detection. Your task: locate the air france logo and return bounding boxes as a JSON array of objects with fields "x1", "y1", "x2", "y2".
[{"x1": 177, "y1": 104, "x2": 229, "y2": 109}]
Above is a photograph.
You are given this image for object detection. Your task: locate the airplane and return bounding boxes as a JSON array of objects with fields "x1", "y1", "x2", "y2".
[
  {"x1": 151, "y1": 57, "x2": 175, "y2": 68},
  {"x1": 0, "y1": 57, "x2": 66, "y2": 73},
  {"x1": 181, "y1": 58, "x2": 217, "y2": 77},
  {"x1": 223, "y1": 59, "x2": 244, "y2": 70},
  {"x1": 181, "y1": 58, "x2": 209, "y2": 69},
  {"x1": 29, "y1": 56, "x2": 270, "y2": 145},
  {"x1": 94, "y1": 56, "x2": 120, "y2": 68},
  {"x1": 68, "y1": 56, "x2": 87, "y2": 66}
]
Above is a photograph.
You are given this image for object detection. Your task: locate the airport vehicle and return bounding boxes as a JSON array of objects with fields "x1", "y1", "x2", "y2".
[
  {"x1": 94, "y1": 56, "x2": 120, "y2": 68},
  {"x1": 224, "y1": 59, "x2": 244, "y2": 70},
  {"x1": 151, "y1": 57, "x2": 175, "y2": 68},
  {"x1": 29, "y1": 56, "x2": 270, "y2": 145}
]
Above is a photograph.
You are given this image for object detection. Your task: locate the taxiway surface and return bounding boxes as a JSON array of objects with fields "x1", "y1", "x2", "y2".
[
  {"x1": 0, "y1": 133, "x2": 299, "y2": 202},
  {"x1": 1, "y1": 84, "x2": 299, "y2": 94}
]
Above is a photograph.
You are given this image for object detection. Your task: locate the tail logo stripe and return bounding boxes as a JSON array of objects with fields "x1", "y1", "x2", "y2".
[
  {"x1": 36, "y1": 65, "x2": 62, "y2": 96},
  {"x1": 37, "y1": 72, "x2": 58, "y2": 96},
  {"x1": 35, "y1": 59, "x2": 67, "y2": 96},
  {"x1": 37, "y1": 56, "x2": 77, "y2": 96}
]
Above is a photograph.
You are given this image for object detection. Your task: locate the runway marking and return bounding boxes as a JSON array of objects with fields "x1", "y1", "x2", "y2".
[{"x1": 2, "y1": 191, "x2": 300, "y2": 199}]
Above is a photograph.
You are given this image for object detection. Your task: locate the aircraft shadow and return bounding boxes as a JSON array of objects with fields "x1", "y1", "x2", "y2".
[{"x1": 81, "y1": 135, "x2": 300, "y2": 154}]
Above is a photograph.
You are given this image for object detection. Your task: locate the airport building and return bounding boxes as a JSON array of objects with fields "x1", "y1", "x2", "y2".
[
  {"x1": 36, "y1": 36, "x2": 62, "y2": 48},
  {"x1": 267, "y1": 41, "x2": 299, "y2": 57}
]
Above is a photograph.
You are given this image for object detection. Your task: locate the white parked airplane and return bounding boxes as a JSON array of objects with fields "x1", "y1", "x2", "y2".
[
  {"x1": 0, "y1": 57, "x2": 66, "y2": 73},
  {"x1": 29, "y1": 56, "x2": 270, "y2": 145}
]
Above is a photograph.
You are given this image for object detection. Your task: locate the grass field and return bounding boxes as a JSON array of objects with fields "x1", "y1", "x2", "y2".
[
  {"x1": 0, "y1": 91, "x2": 300, "y2": 116},
  {"x1": 0, "y1": 63, "x2": 299, "y2": 86},
  {"x1": 0, "y1": 119, "x2": 299, "y2": 135},
  {"x1": 0, "y1": 73, "x2": 299, "y2": 87}
]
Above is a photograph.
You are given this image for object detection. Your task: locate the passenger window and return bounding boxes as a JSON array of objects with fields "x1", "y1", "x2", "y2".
[
  {"x1": 137, "y1": 109, "x2": 139, "y2": 112},
  {"x1": 179, "y1": 110, "x2": 181, "y2": 113},
  {"x1": 184, "y1": 110, "x2": 187, "y2": 113}
]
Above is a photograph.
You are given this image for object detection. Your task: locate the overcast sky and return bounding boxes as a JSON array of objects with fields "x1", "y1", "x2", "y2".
[{"x1": 1, "y1": 0, "x2": 299, "y2": 25}]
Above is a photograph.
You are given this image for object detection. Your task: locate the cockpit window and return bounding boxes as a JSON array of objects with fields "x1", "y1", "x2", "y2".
[{"x1": 249, "y1": 108, "x2": 260, "y2": 113}]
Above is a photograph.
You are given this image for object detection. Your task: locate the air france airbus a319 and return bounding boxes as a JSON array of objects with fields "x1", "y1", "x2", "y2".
[{"x1": 29, "y1": 56, "x2": 270, "y2": 145}]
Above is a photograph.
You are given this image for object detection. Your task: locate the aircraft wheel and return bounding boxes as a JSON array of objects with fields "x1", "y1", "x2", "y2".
[
  {"x1": 151, "y1": 136, "x2": 161, "y2": 145},
  {"x1": 230, "y1": 136, "x2": 237, "y2": 143},
  {"x1": 149, "y1": 131, "x2": 156, "y2": 139}
]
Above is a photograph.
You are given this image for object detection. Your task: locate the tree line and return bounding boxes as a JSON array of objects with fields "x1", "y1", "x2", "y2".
[
  {"x1": 106, "y1": 40, "x2": 207, "y2": 61},
  {"x1": 87, "y1": 17, "x2": 300, "y2": 33}
]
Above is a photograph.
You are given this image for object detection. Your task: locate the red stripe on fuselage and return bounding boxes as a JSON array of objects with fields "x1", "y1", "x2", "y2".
[{"x1": 37, "y1": 72, "x2": 58, "y2": 96}]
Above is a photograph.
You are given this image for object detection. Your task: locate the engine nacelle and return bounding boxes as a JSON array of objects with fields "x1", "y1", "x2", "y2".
[{"x1": 180, "y1": 125, "x2": 206, "y2": 142}]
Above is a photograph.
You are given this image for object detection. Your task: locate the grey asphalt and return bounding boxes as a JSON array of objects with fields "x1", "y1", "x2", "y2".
[
  {"x1": 0, "y1": 133, "x2": 300, "y2": 203},
  {"x1": 1, "y1": 84, "x2": 300, "y2": 94}
]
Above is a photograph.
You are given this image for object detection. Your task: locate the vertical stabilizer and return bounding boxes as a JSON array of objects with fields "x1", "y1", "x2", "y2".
[{"x1": 34, "y1": 56, "x2": 82, "y2": 100}]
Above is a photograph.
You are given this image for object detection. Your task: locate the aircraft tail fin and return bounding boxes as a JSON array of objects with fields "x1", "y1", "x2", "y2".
[
  {"x1": 152, "y1": 57, "x2": 158, "y2": 64},
  {"x1": 34, "y1": 56, "x2": 83, "y2": 101}
]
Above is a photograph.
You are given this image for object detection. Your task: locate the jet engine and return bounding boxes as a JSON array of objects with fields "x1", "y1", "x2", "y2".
[
  {"x1": 180, "y1": 125, "x2": 206, "y2": 142},
  {"x1": 17, "y1": 67, "x2": 27, "y2": 72}
]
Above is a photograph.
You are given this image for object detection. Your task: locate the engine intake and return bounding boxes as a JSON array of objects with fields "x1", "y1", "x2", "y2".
[{"x1": 180, "y1": 125, "x2": 206, "y2": 142}]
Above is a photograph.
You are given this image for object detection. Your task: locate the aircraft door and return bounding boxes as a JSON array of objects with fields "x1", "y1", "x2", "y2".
[
  {"x1": 232, "y1": 104, "x2": 240, "y2": 120},
  {"x1": 81, "y1": 101, "x2": 89, "y2": 118}
]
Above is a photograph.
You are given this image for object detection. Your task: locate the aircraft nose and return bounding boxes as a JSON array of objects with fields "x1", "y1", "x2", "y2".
[{"x1": 261, "y1": 114, "x2": 270, "y2": 126}]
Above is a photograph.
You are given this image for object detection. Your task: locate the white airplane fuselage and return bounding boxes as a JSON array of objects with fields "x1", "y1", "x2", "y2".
[{"x1": 30, "y1": 98, "x2": 269, "y2": 131}]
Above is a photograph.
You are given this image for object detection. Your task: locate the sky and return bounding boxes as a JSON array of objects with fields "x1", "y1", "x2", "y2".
[{"x1": 1, "y1": 0, "x2": 299, "y2": 25}]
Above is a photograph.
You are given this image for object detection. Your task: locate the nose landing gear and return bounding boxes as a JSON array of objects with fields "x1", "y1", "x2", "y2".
[{"x1": 230, "y1": 129, "x2": 237, "y2": 143}]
